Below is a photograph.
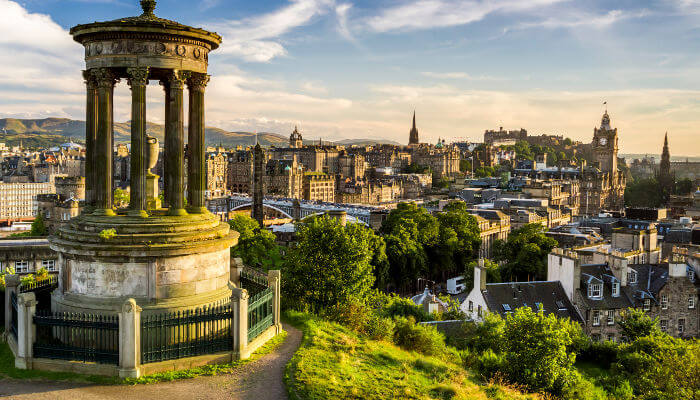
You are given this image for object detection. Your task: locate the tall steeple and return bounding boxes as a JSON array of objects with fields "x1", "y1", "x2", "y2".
[
  {"x1": 409, "y1": 110, "x2": 419, "y2": 145},
  {"x1": 659, "y1": 132, "x2": 674, "y2": 204}
]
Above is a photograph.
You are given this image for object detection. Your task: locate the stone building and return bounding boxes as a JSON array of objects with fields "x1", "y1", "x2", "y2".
[
  {"x1": 206, "y1": 151, "x2": 228, "y2": 198},
  {"x1": 579, "y1": 111, "x2": 626, "y2": 216},
  {"x1": 37, "y1": 176, "x2": 85, "y2": 232},
  {"x1": 227, "y1": 149, "x2": 254, "y2": 194},
  {"x1": 265, "y1": 157, "x2": 303, "y2": 199},
  {"x1": 0, "y1": 181, "x2": 55, "y2": 223},
  {"x1": 469, "y1": 209, "x2": 510, "y2": 259},
  {"x1": 303, "y1": 172, "x2": 335, "y2": 202},
  {"x1": 337, "y1": 151, "x2": 366, "y2": 180},
  {"x1": 0, "y1": 238, "x2": 58, "y2": 275},
  {"x1": 289, "y1": 126, "x2": 303, "y2": 148}
]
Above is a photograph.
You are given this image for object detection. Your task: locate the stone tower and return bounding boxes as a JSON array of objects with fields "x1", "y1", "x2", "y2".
[
  {"x1": 252, "y1": 142, "x2": 264, "y2": 227},
  {"x1": 409, "y1": 111, "x2": 419, "y2": 145},
  {"x1": 658, "y1": 132, "x2": 674, "y2": 203},
  {"x1": 593, "y1": 111, "x2": 618, "y2": 176},
  {"x1": 289, "y1": 126, "x2": 303, "y2": 148}
]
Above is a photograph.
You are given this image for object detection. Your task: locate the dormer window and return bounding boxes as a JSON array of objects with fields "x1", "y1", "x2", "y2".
[
  {"x1": 588, "y1": 283, "x2": 602, "y2": 298},
  {"x1": 627, "y1": 270, "x2": 638, "y2": 284},
  {"x1": 643, "y1": 299, "x2": 651, "y2": 311},
  {"x1": 612, "y1": 282, "x2": 620, "y2": 297}
]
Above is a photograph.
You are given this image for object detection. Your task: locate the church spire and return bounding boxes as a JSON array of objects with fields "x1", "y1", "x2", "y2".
[{"x1": 409, "y1": 110, "x2": 419, "y2": 145}]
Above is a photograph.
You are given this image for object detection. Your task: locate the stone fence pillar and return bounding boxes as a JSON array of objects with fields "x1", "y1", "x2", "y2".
[
  {"x1": 231, "y1": 287, "x2": 248, "y2": 360},
  {"x1": 4, "y1": 274, "x2": 19, "y2": 335},
  {"x1": 267, "y1": 270, "x2": 282, "y2": 334},
  {"x1": 230, "y1": 258, "x2": 244, "y2": 286},
  {"x1": 118, "y1": 298, "x2": 142, "y2": 378},
  {"x1": 15, "y1": 292, "x2": 36, "y2": 369}
]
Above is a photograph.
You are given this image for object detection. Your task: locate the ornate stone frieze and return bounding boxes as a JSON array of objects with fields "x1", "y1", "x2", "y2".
[
  {"x1": 126, "y1": 66, "x2": 150, "y2": 88},
  {"x1": 85, "y1": 40, "x2": 209, "y2": 61}
]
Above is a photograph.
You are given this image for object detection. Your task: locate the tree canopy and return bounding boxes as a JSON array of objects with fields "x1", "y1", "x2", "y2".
[
  {"x1": 493, "y1": 223, "x2": 558, "y2": 281},
  {"x1": 228, "y1": 214, "x2": 283, "y2": 271}
]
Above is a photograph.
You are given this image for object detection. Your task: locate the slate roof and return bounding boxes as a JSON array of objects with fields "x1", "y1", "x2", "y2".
[
  {"x1": 578, "y1": 264, "x2": 634, "y2": 310},
  {"x1": 482, "y1": 281, "x2": 583, "y2": 323}
]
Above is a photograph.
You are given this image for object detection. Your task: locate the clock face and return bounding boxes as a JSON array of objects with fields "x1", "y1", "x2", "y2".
[{"x1": 599, "y1": 137, "x2": 607, "y2": 146}]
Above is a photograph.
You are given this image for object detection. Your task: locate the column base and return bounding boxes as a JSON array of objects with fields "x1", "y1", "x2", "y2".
[
  {"x1": 118, "y1": 367, "x2": 141, "y2": 379},
  {"x1": 167, "y1": 208, "x2": 188, "y2": 216},
  {"x1": 93, "y1": 208, "x2": 116, "y2": 216},
  {"x1": 187, "y1": 206, "x2": 208, "y2": 214},
  {"x1": 127, "y1": 209, "x2": 149, "y2": 218}
]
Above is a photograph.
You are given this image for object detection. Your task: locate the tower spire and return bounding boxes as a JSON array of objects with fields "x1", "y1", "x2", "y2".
[{"x1": 409, "y1": 110, "x2": 419, "y2": 145}]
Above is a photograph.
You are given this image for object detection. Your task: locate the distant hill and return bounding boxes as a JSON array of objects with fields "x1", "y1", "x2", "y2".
[
  {"x1": 0, "y1": 118, "x2": 401, "y2": 149},
  {"x1": 0, "y1": 118, "x2": 288, "y2": 148}
]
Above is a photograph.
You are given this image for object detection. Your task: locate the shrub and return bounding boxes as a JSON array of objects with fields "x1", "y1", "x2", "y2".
[
  {"x1": 324, "y1": 296, "x2": 394, "y2": 342},
  {"x1": 578, "y1": 340, "x2": 619, "y2": 368},
  {"x1": 365, "y1": 313, "x2": 395, "y2": 341},
  {"x1": 35, "y1": 266, "x2": 49, "y2": 280},
  {"x1": 20, "y1": 274, "x2": 35, "y2": 286},
  {"x1": 475, "y1": 349, "x2": 506, "y2": 379},
  {"x1": 393, "y1": 316, "x2": 446, "y2": 356},
  {"x1": 449, "y1": 313, "x2": 505, "y2": 352},
  {"x1": 376, "y1": 294, "x2": 431, "y2": 322}
]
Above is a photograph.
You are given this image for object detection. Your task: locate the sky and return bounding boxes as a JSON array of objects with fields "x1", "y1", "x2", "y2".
[{"x1": 1, "y1": 0, "x2": 700, "y2": 155}]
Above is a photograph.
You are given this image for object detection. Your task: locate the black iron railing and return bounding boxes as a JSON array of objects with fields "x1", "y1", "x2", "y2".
[
  {"x1": 240, "y1": 266, "x2": 269, "y2": 297},
  {"x1": 10, "y1": 291, "x2": 17, "y2": 340},
  {"x1": 247, "y1": 286, "x2": 273, "y2": 343},
  {"x1": 141, "y1": 300, "x2": 232, "y2": 364},
  {"x1": 20, "y1": 275, "x2": 58, "y2": 293},
  {"x1": 33, "y1": 311, "x2": 119, "y2": 364}
]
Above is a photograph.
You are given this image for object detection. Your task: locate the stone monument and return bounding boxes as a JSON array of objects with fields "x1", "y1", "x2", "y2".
[{"x1": 50, "y1": 0, "x2": 237, "y2": 315}]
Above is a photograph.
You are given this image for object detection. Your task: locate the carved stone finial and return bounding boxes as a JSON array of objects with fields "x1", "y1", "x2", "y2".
[{"x1": 140, "y1": 0, "x2": 156, "y2": 16}]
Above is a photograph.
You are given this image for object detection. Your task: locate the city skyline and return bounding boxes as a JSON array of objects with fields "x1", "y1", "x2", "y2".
[{"x1": 2, "y1": 0, "x2": 700, "y2": 155}]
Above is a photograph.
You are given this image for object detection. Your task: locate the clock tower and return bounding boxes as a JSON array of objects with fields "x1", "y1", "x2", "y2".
[{"x1": 593, "y1": 111, "x2": 618, "y2": 175}]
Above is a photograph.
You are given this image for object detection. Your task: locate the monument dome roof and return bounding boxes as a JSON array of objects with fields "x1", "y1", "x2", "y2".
[{"x1": 70, "y1": 0, "x2": 222, "y2": 50}]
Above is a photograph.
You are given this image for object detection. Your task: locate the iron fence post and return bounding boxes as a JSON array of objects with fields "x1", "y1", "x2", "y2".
[
  {"x1": 118, "y1": 298, "x2": 142, "y2": 378},
  {"x1": 15, "y1": 292, "x2": 36, "y2": 369}
]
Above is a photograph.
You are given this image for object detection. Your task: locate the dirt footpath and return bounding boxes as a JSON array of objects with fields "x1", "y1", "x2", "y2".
[{"x1": 0, "y1": 323, "x2": 302, "y2": 400}]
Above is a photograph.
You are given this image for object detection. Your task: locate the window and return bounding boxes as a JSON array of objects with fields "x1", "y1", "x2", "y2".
[
  {"x1": 689, "y1": 295, "x2": 695, "y2": 309},
  {"x1": 502, "y1": 304, "x2": 511, "y2": 312},
  {"x1": 607, "y1": 310, "x2": 615, "y2": 325},
  {"x1": 661, "y1": 295, "x2": 668, "y2": 310},
  {"x1": 468, "y1": 301, "x2": 473, "y2": 312},
  {"x1": 628, "y1": 270, "x2": 638, "y2": 284},
  {"x1": 588, "y1": 283, "x2": 602, "y2": 298},
  {"x1": 607, "y1": 334, "x2": 615, "y2": 343},
  {"x1": 660, "y1": 319, "x2": 668, "y2": 332},
  {"x1": 678, "y1": 319, "x2": 685, "y2": 334},
  {"x1": 15, "y1": 260, "x2": 29, "y2": 273},
  {"x1": 592, "y1": 310, "x2": 601, "y2": 326},
  {"x1": 612, "y1": 282, "x2": 620, "y2": 297},
  {"x1": 477, "y1": 305, "x2": 482, "y2": 317},
  {"x1": 42, "y1": 259, "x2": 56, "y2": 272},
  {"x1": 643, "y1": 299, "x2": 651, "y2": 311}
]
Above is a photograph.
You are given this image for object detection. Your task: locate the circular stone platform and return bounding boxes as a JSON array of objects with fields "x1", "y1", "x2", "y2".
[{"x1": 49, "y1": 210, "x2": 238, "y2": 315}]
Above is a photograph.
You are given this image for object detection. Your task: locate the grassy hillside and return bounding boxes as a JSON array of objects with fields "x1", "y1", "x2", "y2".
[{"x1": 284, "y1": 311, "x2": 538, "y2": 400}]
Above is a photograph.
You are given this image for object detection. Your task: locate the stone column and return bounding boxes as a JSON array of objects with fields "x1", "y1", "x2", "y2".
[
  {"x1": 118, "y1": 298, "x2": 142, "y2": 378},
  {"x1": 15, "y1": 292, "x2": 37, "y2": 369},
  {"x1": 92, "y1": 68, "x2": 119, "y2": 216},
  {"x1": 186, "y1": 73, "x2": 210, "y2": 214},
  {"x1": 127, "y1": 67, "x2": 149, "y2": 218},
  {"x1": 83, "y1": 70, "x2": 98, "y2": 209},
  {"x1": 230, "y1": 287, "x2": 249, "y2": 360},
  {"x1": 267, "y1": 270, "x2": 282, "y2": 334},
  {"x1": 162, "y1": 70, "x2": 190, "y2": 216}
]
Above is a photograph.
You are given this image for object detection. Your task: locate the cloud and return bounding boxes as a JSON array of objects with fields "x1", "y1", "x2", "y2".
[
  {"x1": 421, "y1": 71, "x2": 505, "y2": 81},
  {"x1": 512, "y1": 9, "x2": 650, "y2": 31},
  {"x1": 366, "y1": 0, "x2": 565, "y2": 33},
  {"x1": 212, "y1": 0, "x2": 335, "y2": 62},
  {"x1": 335, "y1": 3, "x2": 354, "y2": 41}
]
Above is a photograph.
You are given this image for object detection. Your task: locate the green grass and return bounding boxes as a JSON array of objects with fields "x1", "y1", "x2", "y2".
[
  {"x1": 283, "y1": 311, "x2": 538, "y2": 400},
  {"x1": 126, "y1": 329, "x2": 287, "y2": 384},
  {"x1": 0, "y1": 337, "x2": 118, "y2": 384}
]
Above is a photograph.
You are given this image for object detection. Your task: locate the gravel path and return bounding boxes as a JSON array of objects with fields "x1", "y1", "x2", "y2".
[{"x1": 0, "y1": 323, "x2": 302, "y2": 400}]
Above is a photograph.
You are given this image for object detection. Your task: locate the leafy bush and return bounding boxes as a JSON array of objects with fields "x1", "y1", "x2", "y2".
[
  {"x1": 365, "y1": 313, "x2": 395, "y2": 341},
  {"x1": 578, "y1": 340, "x2": 619, "y2": 368},
  {"x1": 449, "y1": 313, "x2": 505, "y2": 352},
  {"x1": 475, "y1": 349, "x2": 506, "y2": 379},
  {"x1": 35, "y1": 267, "x2": 49, "y2": 280},
  {"x1": 372, "y1": 293, "x2": 431, "y2": 322},
  {"x1": 617, "y1": 308, "x2": 661, "y2": 342},
  {"x1": 324, "y1": 296, "x2": 394, "y2": 342},
  {"x1": 393, "y1": 317, "x2": 446, "y2": 356},
  {"x1": 20, "y1": 274, "x2": 35, "y2": 286}
]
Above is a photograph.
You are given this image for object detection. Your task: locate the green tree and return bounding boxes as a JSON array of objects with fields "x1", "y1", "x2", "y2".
[
  {"x1": 514, "y1": 140, "x2": 533, "y2": 160},
  {"x1": 463, "y1": 258, "x2": 501, "y2": 289},
  {"x1": 435, "y1": 201, "x2": 481, "y2": 278},
  {"x1": 617, "y1": 308, "x2": 661, "y2": 342},
  {"x1": 114, "y1": 188, "x2": 130, "y2": 208},
  {"x1": 228, "y1": 215, "x2": 283, "y2": 270},
  {"x1": 493, "y1": 223, "x2": 558, "y2": 281},
  {"x1": 474, "y1": 166, "x2": 495, "y2": 178},
  {"x1": 459, "y1": 159, "x2": 472, "y2": 173},
  {"x1": 502, "y1": 308, "x2": 582, "y2": 396},
  {"x1": 625, "y1": 178, "x2": 664, "y2": 208},
  {"x1": 284, "y1": 215, "x2": 378, "y2": 312},
  {"x1": 11, "y1": 213, "x2": 48, "y2": 237},
  {"x1": 674, "y1": 178, "x2": 695, "y2": 195}
]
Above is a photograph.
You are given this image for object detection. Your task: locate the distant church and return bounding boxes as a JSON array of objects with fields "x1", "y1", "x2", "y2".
[{"x1": 409, "y1": 111, "x2": 419, "y2": 145}]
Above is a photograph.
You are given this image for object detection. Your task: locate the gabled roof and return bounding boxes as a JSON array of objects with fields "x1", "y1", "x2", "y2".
[
  {"x1": 578, "y1": 264, "x2": 634, "y2": 310},
  {"x1": 482, "y1": 281, "x2": 582, "y2": 323}
]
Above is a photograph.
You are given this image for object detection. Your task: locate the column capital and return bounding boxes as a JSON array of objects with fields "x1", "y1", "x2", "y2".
[
  {"x1": 82, "y1": 70, "x2": 97, "y2": 89},
  {"x1": 162, "y1": 70, "x2": 190, "y2": 91},
  {"x1": 187, "y1": 73, "x2": 210, "y2": 92},
  {"x1": 126, "y1": 67, "x2": 150, "y2": 89},
  {"x1": 91, "y1": 68, "x2": 120, "y2": 89}
]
